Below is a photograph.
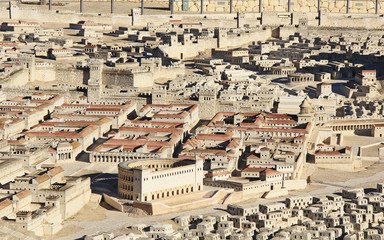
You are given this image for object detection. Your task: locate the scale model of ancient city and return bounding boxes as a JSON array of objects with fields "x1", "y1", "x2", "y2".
[{"x1": 3, "y1": 0, "x2": 384, "y2": 239}]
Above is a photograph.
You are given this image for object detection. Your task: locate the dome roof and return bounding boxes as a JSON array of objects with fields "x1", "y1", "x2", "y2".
[
  {"x1": 300, "y1": 98, "x2": 311, "y2": 108},
  {"x1": 299, "y1": 98, "x2": 313, "y2": 114}
]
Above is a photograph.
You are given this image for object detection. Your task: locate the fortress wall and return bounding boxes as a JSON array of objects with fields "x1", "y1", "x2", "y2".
[
  {"x1": 5, "y1": 2, "x2": 384, "y2": 30},
  {"x1": 103, "y1": 70, "x2": 134, "y2": 87},
  {"x1": 159, "y1": 38, "x2": 217, "y2": 59},
  {"x1": 172, "y1": 0, "x2": 378, "y2": 14},
  {"x1": 59, "y1": 0, "x2": 169, "y2": 2},
  {"x1": 0, "y1": 69, "x2": 30, "y2": 87},
  {"x1": 132, "y1": 71, "x2": 153, "y2": 88},
  {"x1": 64, "y1": 188, "x2": 92, "y2": 219},
  {"x1": 9, "y1": 7, "x2": 384, "y2": 30},
  {"x1": 55, "y1": 67, "x2": 85, "y2": 85},
  {"x1": 35, "y1": 67, "x2": 56, "y2": 82}
]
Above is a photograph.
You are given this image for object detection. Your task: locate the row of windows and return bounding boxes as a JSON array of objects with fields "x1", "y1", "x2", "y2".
[
  {"x1": 121, "y1": 175, "x2": 133, "y2": 181},
  {"x1": 316, "y1": 156, "x2": 350, "y2": 160},
  {"x1": 145, "y1": 185, "x2": 201, "y2": 201},
  {"x1": 120, "y1": 183, "x2": 133, "y2": 191},
  {"x1": 151, "y1": 168, "x2": 194, "y2": 180}
]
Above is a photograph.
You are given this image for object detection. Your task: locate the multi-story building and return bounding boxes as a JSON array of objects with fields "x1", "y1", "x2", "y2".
[{"x1": 118, "y1": 158, "x2": 203, "y2": 202}]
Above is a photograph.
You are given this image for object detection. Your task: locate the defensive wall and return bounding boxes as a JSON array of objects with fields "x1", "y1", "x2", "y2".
[
  {"x1": 170, "y1": 0, "x2": 382, "y2": 14},
  {"x1": 5, "y1": 3, "x2": 384, "y2": 30},
  {"x1": 29, "y1": 0, "x2": 383, "y2": 14}
]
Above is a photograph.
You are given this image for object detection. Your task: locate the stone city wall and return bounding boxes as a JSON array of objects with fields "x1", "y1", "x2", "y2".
[
  {"x1": 103, "y1": 70, "x2": 135, "y2": 87},
  {"x1": 172, "y1": 0, "x2": 381, "y2": 14},
  {"x1": 13, "y1": 0, "x2": 383, "y2": 14},
  {"x1": 61, "y1": 0, "x2": 169, "y2": 2},
  {"x1": 5, "y1": 1, "x2": 384, "y2": 29},
  {"x1": 0, "y1": 69, "x2": 30, "y2": 87},
  {"x1": 55, "y1": 67, "x2": 85, "y2": 85},
  {"x1": 35, "y1": 67, "x2": 56, "y2": 82}
]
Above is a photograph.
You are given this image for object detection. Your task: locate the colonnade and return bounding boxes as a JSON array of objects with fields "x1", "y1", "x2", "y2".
[
  {"x1": 91, "y1": 152, "x2": 159, "y2": 163},
  {"x1": 332, "y1": 123, "x2": 372, "y2": 131},
  {"x1": 57, "y1": 152, "x2": 71, "y2": 160},
  {"x1": 118, "y1": 183, "x2": 202, "y2": 202}
]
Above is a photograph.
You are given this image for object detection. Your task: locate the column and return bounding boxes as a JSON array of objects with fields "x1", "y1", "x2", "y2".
[
  {"x1": 49, "y1": 0, "x2": 52, "y2": 11},
  {"x1": 346, "y1": 0, "x2": 349, "y2": 13},
  {"x1": 259, "y1": 0, "x2": 262, "y2": 12},
  {"x1": 201, "y1": 0, "x2": 204, "y2": 14},
  {"x1": 141, "y1": 0, "x2": 144, "y2": 15},
  {"x1": 80, "y1": 0, "x2": 83, "y2": 13},
  {"x1": 111, "y1": 0, "x2": 114, "y2": 14},
  {"x1": 376, "y1": 0, "x2": 379, "y2": 14},
  {"x1": 171, "y1": 0, "x2": 174, "y2": 14},
  {"x1": 230, "y1": 0, "x2": 233, "y2": 13},
  {"x1": 288, "y1": 0, "x2": 291, "y2": 12},
  {"x1": 318, "y1": 0, "x2": 320, "y2": 11}
]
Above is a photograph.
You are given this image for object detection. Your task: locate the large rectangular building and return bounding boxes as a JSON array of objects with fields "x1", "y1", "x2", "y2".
[{"x1": 118, "y1": 158, "x2": 203, "y2": 202}]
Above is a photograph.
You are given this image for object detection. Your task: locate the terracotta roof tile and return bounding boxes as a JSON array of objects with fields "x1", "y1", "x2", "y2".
[
  {"x1": 0, "y1": 199, "x2": 12, "y2": 210},
  {"x1": 14, "y1": 190, "x2": 32, "y2": 200}
]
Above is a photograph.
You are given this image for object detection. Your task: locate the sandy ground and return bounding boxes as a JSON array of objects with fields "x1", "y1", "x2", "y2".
[
  {"x1": 55, "y1": 201, "x2": 226, "y2": 240},
  {"x1": 310, "y1": 161, "x2": 384, "y2": 186}
]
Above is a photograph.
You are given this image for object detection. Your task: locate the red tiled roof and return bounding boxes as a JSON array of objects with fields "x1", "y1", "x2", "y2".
[
  {"x1": 119, "y1": 127, "x2": 183, "y2": 134},
  {"x1": 315, "y1": 150, "x2": 341, "y2": 156},
  {"x1": 48, "y1": 166, "x2": 64, "y2": 176},
  {"x1": 261, "y1": 168, "x2": 282, "y2": 176},
  {"x1": 197, "y1": 134, "x2": 231, "y2": 141},
  {"x1": 263, "y1": 113, "x2": 292, "y2": 119},
  {"x1": 14, "y1": 190, "x2": 32, "y2": 199},
  {"x1": 33, "y1": 174, "x2": 50, "y2": 184},
  {"x1": 0, "y1": 199, "x2": 12, "y2": 210},
  {"x1": 242, "y1": 167, "x2": 264, "y2": 172}
]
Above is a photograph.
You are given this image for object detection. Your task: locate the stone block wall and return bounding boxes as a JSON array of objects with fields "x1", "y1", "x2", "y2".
[
  {"x1": 83, "y1": 0, "x2": 169, "y2": 2},
  {"x1": 291, "y1": 0, "x2": 317, "y2": 12},
  {"x1": 262, "y1": 0, "x2": 286, "y2": 12},
  {"x1": 172, "y1": 0, "x2": 380, "y2": 14}
]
